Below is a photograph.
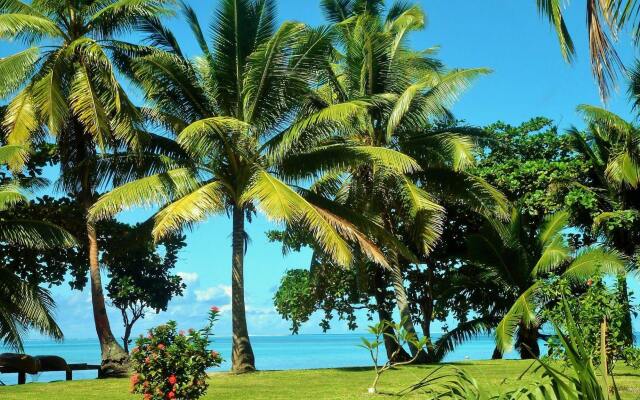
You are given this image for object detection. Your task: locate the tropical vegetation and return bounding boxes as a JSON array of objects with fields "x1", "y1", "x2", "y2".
[{"x1": 0, "y1": 0, "x2": 638, "y2": 398}]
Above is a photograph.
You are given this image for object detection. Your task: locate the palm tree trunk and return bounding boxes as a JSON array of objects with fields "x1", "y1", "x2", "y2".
[
  {"x1": 373, "y1": 269, "x2": 411, "y2": 362},
  {"x1": 231, "y1": 205, "x2": 255, "y2": 373},
  {"x1": 617, "y1": 275, "x2": 635, "y2": 346},
  {"x1": 389, "y1": 262, "x2": 428, "y2": 363},
  {"x1": 491, "y1": 346, "x2": 503, "y2": 360},
  {"x1": 517, "y1": 323, "x2": 540, "y2": 360},
  {"x1": 86, "y1": 218, "x2": 129, "y2": 377}
]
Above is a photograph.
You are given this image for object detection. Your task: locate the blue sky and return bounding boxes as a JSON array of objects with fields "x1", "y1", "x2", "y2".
[{"x1": 7, "y1": 0, "x2": 640, "y2": 339}]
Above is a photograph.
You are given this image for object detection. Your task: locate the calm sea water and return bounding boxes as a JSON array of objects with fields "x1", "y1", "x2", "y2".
[{"x1": 0, "y1": 333, "x2": 540, "y2": 386}]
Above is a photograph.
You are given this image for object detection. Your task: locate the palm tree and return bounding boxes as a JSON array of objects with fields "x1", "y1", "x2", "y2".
[
  {"x1": 0, "y1": 0, "x2": 173, "y2": 376},
  {"x1": 273, "y1": 0, "x2": 503, "y2": 360},
  {"x1": 462, "y1": 208, "x2": 625, "y2": 359},
  {"x1": 0, "y1": 144, "x2": 75, "y2": 351},
  {"x1": 88, "y1": 0, "x2": 401, "y2": 373},
  {"x1": 535, "y1": 0, "x2": 640, "y2": 100},
  {"x1": 566, "y1": 100, "x2": 640, "y2": 345}
]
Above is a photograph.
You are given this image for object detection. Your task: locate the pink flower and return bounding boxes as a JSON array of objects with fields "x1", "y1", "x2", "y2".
[
  {"x1": 587, "y1": 278, "x2": 594, "y2": 286},
  {"x1": 179, "y1": 330, "x2": 185, "y2": 336},
  {"x1": 147, "y1": 333, "x2": 153, "y2": 339},
  {"x1": 130, "y1": 374, "x2": 139, "y2": 385},
  {"x1": 157, "y1": 343, "x2": 165, "y2": 350},
  {"x1": 144, "y1": 394, "x2": 152, "y2": 400},
  {"x1": 210, "y1": 351, "x2": 219, "y2": 358},
  {"x1": 131, "y1": 347, "x2": 139, "y2": 353},
  {"x1": 144, "y1": 357, "x2": 150, "y2": 364},
  {"x1": 188, "y1": 328, "x2": 195, "y2": 334},
  {"x1": 168, "y1": 375, "x2": 177, "y2": 385},
  {"x1": 167, "y1": 391, "x2": 176, "y2": 399},
  {"x1": 210, "y1": 305, "x2": 220, "y2": 313}
]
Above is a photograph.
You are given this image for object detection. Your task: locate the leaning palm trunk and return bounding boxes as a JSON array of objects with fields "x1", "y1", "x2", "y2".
[
  {"x1": 231, "y1": 205, "x2": 255, "y2": 373},
  {"x1": 373, "y1": 269, "x2": 411, "y2": 362},
  {"x1": 86, "y1": 214, "x2": 128, "y2": 377},
  {"x1": 389, "y1": 263, "x2": 427, "y2": 362}
]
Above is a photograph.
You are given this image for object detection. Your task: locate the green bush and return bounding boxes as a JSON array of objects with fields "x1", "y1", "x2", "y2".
[{"x1": 129, "y1": 307, "x2": 223, "y2": 400}]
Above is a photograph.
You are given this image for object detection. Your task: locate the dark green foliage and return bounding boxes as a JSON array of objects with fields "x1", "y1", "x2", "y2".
[
  {"x1": 103, "y1": 224, "x2": 186, "y2": 352},
  {"x1": 475, "y1": 117, "x2": 592, "y2": 227},
  {"x1": 541, "y1": 276, "x2": 640, "y2": 371}
]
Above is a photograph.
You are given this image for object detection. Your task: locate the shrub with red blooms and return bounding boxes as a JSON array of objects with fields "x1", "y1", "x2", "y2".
[{"x1": 130, "y1": 307, "x2": 223, "y2": 400}]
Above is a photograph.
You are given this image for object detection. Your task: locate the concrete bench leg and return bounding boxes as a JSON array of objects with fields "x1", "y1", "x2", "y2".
[
  {"x1": 18, "y1": 372, "x2": 25, "y2": 385},
  {"x1": 66, "y1": 368, "x2": 72, "y2": 381}
]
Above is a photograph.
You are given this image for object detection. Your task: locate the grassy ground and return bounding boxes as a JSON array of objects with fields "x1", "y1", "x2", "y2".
[{"x1": 1, "y1": 360, "x2": 640, "y2": 399}]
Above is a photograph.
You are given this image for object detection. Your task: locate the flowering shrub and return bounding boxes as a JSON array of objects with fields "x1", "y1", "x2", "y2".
[{"x1": 130, "y1": 307, "x2": 223, "y2": 400}]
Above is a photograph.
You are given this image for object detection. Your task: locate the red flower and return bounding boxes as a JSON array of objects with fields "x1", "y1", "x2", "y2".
[
  {"x1": 157, "y1": 343, "x2": 166, "y2": 351},
  {"x1": 167, "y1": 391, "x2": 176, "y2": 399},
  {"x1": 144, "y1": 357, "x2": 151, "y2": 364},
  {"x1": 188, "y1": 328, "x2": 195, "y2": 334},
  {"x1": 210, "y1": 305, "x2": 220, "y2": 313},
  {"x1": 210, "y1": 351, "x2": 219, "y2": 358},
  {"x1": 130, "y1": 373, "x2": 139, "y2": 385},
  {"x1": 144, "y1": 394, "x2": 152, "y2": 400},
  {"x1": 168, "y1": 375, "x2": 177, "y2": 385},
  {"x1": 587, "y1": 278, "x2": 594, "y2": 286}
]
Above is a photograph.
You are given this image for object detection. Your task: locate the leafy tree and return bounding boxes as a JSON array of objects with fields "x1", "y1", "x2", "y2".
[
  {"x1": 102, "y1": 223, "x2": 186, "y2": 352},
  {"x1": 89, "y1": 0, "x2": 393, "y2": 372},
  {"x1": 0, "y1": 145, "x2": 75, "y2": 350},
  {"x1": 475, "y1": 118, "x2": 592, "y2": 227},
  {"x1": 466, "y1": 208, "x2": 625, "y2": 359},
  {"x1": 0, "y1": 0, "x2": 176, "y2": 376}
]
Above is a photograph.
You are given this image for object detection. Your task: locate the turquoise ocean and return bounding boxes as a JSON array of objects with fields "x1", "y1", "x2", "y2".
[{"x1": 0, "y1": 333, "x2": 547, "y2": 386}]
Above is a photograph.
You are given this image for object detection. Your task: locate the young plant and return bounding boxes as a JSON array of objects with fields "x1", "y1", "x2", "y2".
[
  {"x1": 129, "y1": 307, "x2": 223, "y2": 400},
  {"x1": 360, "y1": 317, "x2": 429, "y2": 393}
]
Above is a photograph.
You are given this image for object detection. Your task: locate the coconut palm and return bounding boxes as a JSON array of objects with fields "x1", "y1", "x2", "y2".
[
  {"x1": 0, "y1": 144, "x2": 75, "y2": 351},
  {"x1": 566, "y1": 100, "x2": 640, "y2": 345},
  {"x1": 0, "y1": 0, "x2": 174, "y2": 376},
  {"x1": 464, "y1": 208, "x2": 625, "y2": 358},
  {"x1": 269, "y1": 0, "x2": 503, "y2": 360},
  {"x1": 535, "y1": 0, "x2": 640, "y2": 100},
  {"x1": 88, "y1": 0, "x2": 408, "y2": 372}
]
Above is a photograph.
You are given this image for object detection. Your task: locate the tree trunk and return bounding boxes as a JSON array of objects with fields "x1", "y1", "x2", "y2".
[
  {"x1": 231, "y1": 205, "x2": 255, "y2": 373},
  {"x1": 617, "y1": 275, "x2": 635, "y2": 346},
  {"x1": 491, "y1": 346, "x2": 503, "y2": 360},
  {"x1": 517, "y1": 323, "x2": 540, "y2": 360},
  {"x1": 372, "y1": 269, "x2": 411, "y2": 362},
  {"x1": 389, "y1": 263, "x2": 428, "y2": 363},
  {"x1": 86, "y1": 218, "x2": 129, "y2": 377},
  {"x1": 612, "y1": 229, "x2": 635, "y2": 345}
]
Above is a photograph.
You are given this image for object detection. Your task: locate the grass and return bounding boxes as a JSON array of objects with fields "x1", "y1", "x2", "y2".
[{"x1": 1, "y1": 360, "x2": 639, "y2": 399}]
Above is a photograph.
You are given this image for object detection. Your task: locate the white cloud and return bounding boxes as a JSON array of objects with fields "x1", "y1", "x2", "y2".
[
  {"x1": 177, "y1": 271, "x2": 199, "y2": 284},
  {"x1": 194, "y1": 284, "x2": 232, "y2": 302}
]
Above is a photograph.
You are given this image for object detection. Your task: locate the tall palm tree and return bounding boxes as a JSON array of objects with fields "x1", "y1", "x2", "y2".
[
  {"x1": 0, "y1": 144, "x2": 75, "y2": 351},
  {"x1": 0, "y1": 0, "x2": 173, "y2": 376},
  {"x1": 463, "y1": 208, "x2": 625, "y2": 359},
  {"x1": 272, "y1": 0, "x2": 502, "y2": 360},
  {"x1": 88, "y1": 0, "x2": 402, "y2": 373}
]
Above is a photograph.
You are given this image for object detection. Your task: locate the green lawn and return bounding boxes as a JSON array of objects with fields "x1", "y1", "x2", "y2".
[{"x1": 1, "y1": 360, "x2": 640, "y2": 399}]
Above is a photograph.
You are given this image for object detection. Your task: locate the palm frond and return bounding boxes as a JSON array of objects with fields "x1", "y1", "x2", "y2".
[
  {"x1": 243, "y1": 170, "x2": 353, "y2": 267},
  {"x1": 152, "y1": 180, "x2": 227, "y2": 240}
]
